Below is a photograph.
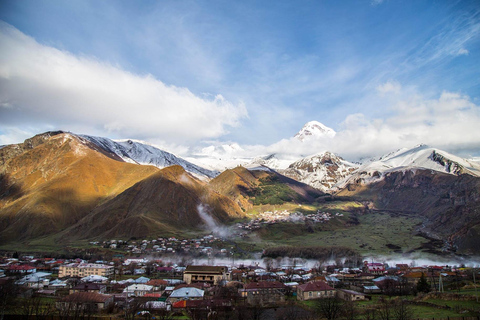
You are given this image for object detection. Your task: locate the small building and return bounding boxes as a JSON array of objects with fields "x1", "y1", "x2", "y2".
[
  {"x1": 337, "y1": 289, "x2": 367, "y2": 301},
  {"x1": 168, "y1": 287, "x2": 204, "y2": 303},
  {"x1": 123, "y1": 284, "x2": 154, "y2": 297},
  {"x1": 70, "y1": 282, "x2": 106, "y2": 294},
  {"x1": 56, "y1": 292, "x2": 113, "y2": 312},
  {"x1": 240, "y1": 281, "x2": 286, "y2": 305},
  {"x1": 364, "y1": 262, "x2": 385, "y2": 275},
  {"x1": 183, "y1": 265, "x2": 231, "y2": 285},
  {"x1": 296, "y1": 281, "x2": 335, "y2": 301}
]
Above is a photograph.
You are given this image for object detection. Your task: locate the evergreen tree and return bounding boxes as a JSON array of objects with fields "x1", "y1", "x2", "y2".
[{"x1": 417, "y1": 272, "x2": 430, "y2": 293}]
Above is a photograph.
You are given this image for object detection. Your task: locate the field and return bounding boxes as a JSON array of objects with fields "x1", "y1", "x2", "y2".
[{"x1": 240, "y1": 201, "x2": 430, "y2": 256}]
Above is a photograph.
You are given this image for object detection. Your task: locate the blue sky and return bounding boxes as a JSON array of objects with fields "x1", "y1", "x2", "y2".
[{"x1": 0, "y1": 0, "x2": 479, "y2": 159}]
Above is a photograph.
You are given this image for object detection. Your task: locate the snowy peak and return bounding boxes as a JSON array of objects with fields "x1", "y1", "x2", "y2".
[
  {"x1": 77, "y1": 134, "x2": 219, "y2": 179},
  {"x1": 336, "y1": 145, "x2": 480, "y2": 189},
  {"x1": 249, "y1": 153, "x2": 299, "y2": 170},
  {"x1": 282, "y1": 151, "x2": 358, "y2": 192},
  {"x1": 294, "y1": 121, "x2": 336, "y2": 141}
]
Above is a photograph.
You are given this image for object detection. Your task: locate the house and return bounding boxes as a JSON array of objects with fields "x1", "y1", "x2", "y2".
[
  {"x1": 337, "y1": 289, "x2": 367, "y2": 301},
  {"x1": 296, "y1": 281, "x2": 335, "y2": 301},
  {"x1": 123, "y1": 284, "x2": 154, "y2": 297},
  {"x1": 168, "y1": 287, "x2": 204, "y2": 303},
  {"x1": 146, "y1": 279, "x2": 168, "y2": 290},
  {"x1": 183, "y1": 265, "x2": 231, "y2": 285},
  {"x1": 70, "y1": 282, "x2": 106, "y2": 294},
  {"x1": 240, "y1": 281, "x2": 286, "y2": 305},
  {"x1": 363, "y1": 261, "x2": 385, "y2": 275},
  {"x1": 56, "y1": 292, "x2": 114, "y2": 312},
  {"x1": 16, "y1": 272, "x2": 51, "y2": 287},
  {"x1": 8, "y1": 265, "x2": 36, "y2": 274}
]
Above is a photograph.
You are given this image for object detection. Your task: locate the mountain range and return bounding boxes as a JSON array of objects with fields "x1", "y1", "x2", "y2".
[{"x1": 1, "y1": 123, "x2": 479, "y2": 255}]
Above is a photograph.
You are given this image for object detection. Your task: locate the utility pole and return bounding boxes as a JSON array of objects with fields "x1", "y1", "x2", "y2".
[{"x1": 473, "y1": 268, "x2": 478, "y2": 303}]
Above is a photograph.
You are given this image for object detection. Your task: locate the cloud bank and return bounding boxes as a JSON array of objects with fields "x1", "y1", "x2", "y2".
[{"x1": 0, "y1": 22, "x2": 247, "y2": 144}]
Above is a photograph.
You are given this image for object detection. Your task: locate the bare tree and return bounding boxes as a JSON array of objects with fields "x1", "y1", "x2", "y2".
[
  {"x1": 392, "y1": 299, "x2": 414, "y2": 320},
  {"x1": 314, "y1": 298, "x2": 343, "y2": 320},
  {"x1": 0, "y1": 279, "x2": 17, "y2": 320}
]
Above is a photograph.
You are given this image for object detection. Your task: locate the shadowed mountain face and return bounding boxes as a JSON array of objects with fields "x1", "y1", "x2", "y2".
[
  {"x1": 336, "y1": 169, "x2": 480, "y2": 254},
  {"x1": 0, "y1": 132, "x2": 243, "y2": 244}
]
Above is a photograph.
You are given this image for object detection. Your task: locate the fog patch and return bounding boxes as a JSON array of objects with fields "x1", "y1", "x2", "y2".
[{"x1": 197, "y1": 203, "x2": 231, "y2": 238}]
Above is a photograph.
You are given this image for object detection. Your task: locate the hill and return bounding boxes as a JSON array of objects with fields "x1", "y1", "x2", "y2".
[{"x1": 0, "y1": 132, "x2": 243, "y2": 245}]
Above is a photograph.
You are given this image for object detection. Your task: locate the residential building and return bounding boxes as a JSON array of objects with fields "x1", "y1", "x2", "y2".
[
  {"x1": 240, "y1": 281, "x2": 286, "y2": 305},
  {"x1": 168, "y1": 287, "x2": 205, "y2": 303},
  {"x1": 56, "y1": 292, "x2": 113, "y2": 312},
  {"x1": 337, "y1": 289, "x2": 367, "y2": 301},
  {"x1": 123, "y1": 284, "x2": 154, "y2": 297},
  {"x1": 183, "y1": 265, "x2": 231, "y2": 285},
  {"x1": 59, "y1": 263, "x2": 114, "y2": 278},
  {"x1": 296, "y1": 281, "x2": 335, "y2": 301}
]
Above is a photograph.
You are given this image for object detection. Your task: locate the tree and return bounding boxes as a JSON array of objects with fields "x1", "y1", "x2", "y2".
[
  {"x1": 314, "y1": 298, "x2": 342, "y2": 320},
  {"x1": 392, "y1": 299, "x2": 414, "y2": 320},
  {"x1": 0, "y1": 278, "x2": 18, "y2": 320},
  {"x1": 416, "y1": 273, "x2": 430, "y2": 293}
]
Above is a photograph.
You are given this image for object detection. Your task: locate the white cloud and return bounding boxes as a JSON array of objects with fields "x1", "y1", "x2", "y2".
[
  {"x1": 456, "y1": 48, "x2": 469, "y2": 56},
  {"x1": 0, "y1": 23, "x2": 247, "y2": 144},
  {"x1": 227, "y1": 91, "x2": 480, "y2": 162},
  {"x1": 376, "y1": 80, "x2": 401, "y2": 95}
]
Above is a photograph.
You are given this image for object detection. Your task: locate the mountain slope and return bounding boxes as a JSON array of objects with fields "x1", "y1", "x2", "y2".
[
  {"x1": 209, "y1": 166, "x2": 325, "y2": 211},
  {"x1": 0, "y1": 132, "x2": 159, "y2": 243},
  {"x1": 78, "y1": 134, "x2": 219, "y2": 179},
  {"x1": 336, "y1": 145, "x2": 480, "y2": 190},
  {"x1": 335, "y1": 145, "x2": 480, "y2": 254},
  {"x1": 282, "y1": 151, "x2": 358, "y2": 192},
  {"x1": 60, "y1": 165, "x2": 244, "y2": 240}
]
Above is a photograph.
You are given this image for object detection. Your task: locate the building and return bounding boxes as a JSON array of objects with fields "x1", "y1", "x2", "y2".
[
  {"x1": 168, "y1": 287, "x2": 205, "y2": 303},
  {"x1": 70, "y1": 283, "x2": 107, "y2": 294},
  {"x1": 56, "y1": 292, "x2": 113, "y2": 312},
  {"x1": 337, "y1": 289, "x2": 367, "y2": 301},
  {"x1": 123, "y1": 284, "x2": 154, "y2": 297},
  {"x1": 363, "y1": 261, "x2": 385, "y2": 275},
  {"x1": 296, "y1": 281, "x2": 335, "y2": 301},
  {"x1": 183, "y1": 265, "x2": 231, "y2": 285},
  {"x1": 59, "y1": 263, "x2": 114, "y2": 278},
  {"x1": 240, "y1": 281, "x2": 286, "y2": 305}
]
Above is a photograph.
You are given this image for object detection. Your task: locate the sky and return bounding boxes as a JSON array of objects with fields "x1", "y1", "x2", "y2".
[{"x1": 1, "y1": 0, "x2": 479, "y2": 161}]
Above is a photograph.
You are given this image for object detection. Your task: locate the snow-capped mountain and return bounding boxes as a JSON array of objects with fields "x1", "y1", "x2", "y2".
[
  {"x1": 249, "y1": 153, "x2": 300, "y2": 171},
  {"x1": 336, "y1": 144, "x2": 480, "y2": 189},
  {"x1": 78, "y1": 134, "x2": 219, "y2": 179},
  {"x1": 282, "y1": 151, "x2": 358, "y2": 192},
  {"x1": 294, "y1": 121, "x2": 336, "y2": 141}
]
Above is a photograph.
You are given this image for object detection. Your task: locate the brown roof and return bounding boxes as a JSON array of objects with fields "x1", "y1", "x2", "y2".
[
  {"x1": 297, "y1": 281, "x2": 334, "y2": 292},
  {"x1": 59, "y1": 292, "x2": 112, "y2": 303},
  {"x1": 244, "y1": 281, "x2": 286, "y2": 290},
  {"x1": 146, "y1": 279, "x2": 168, "y2": 286},
  {"x1": 184, "y1": 265, "x2": 228, "y2": 274}
]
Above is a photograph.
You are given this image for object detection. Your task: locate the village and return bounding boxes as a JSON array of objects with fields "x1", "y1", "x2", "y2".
[
  {"x1": 86, "y1": 210, "x2": 345, "y2": 257},
  {"x1": 1, "y1": 252, "x2": 479, "y2": 319}
]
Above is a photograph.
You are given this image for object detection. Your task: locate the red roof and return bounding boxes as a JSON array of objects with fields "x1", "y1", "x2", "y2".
[
  {"x1": 9, "y1": 265, "x2": 35, "y2": 271},
  {"x1": 297, "y1": 281, "x2": 334, "y2": 292},
  {"x1": 144, "y1": 293, "x2": 162, "y2": 298}
]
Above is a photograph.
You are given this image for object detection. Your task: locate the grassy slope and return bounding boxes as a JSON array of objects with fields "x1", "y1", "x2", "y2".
[{"x1": 240, "y1": 202, "x2": 427, "y2": 255}]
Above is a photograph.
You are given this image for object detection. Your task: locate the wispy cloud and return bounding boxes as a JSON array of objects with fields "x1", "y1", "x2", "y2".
[{"x1": 0, "y1": 22, "x2": 247, "y2": 145}]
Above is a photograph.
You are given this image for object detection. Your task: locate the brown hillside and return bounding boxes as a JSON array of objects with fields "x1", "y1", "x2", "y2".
[
  {"x1": 209, "y1": 166, "x2": 325, "y2": 210},
  {"x1": 0, "y1": 133, "x2": 159, "y2": 243},
  {"x1": 336, "y1": 169, "x2": 480, "y2": 254},
  {"x1": 60, "y1": 165, "x2": 245, "y2": 240}
]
